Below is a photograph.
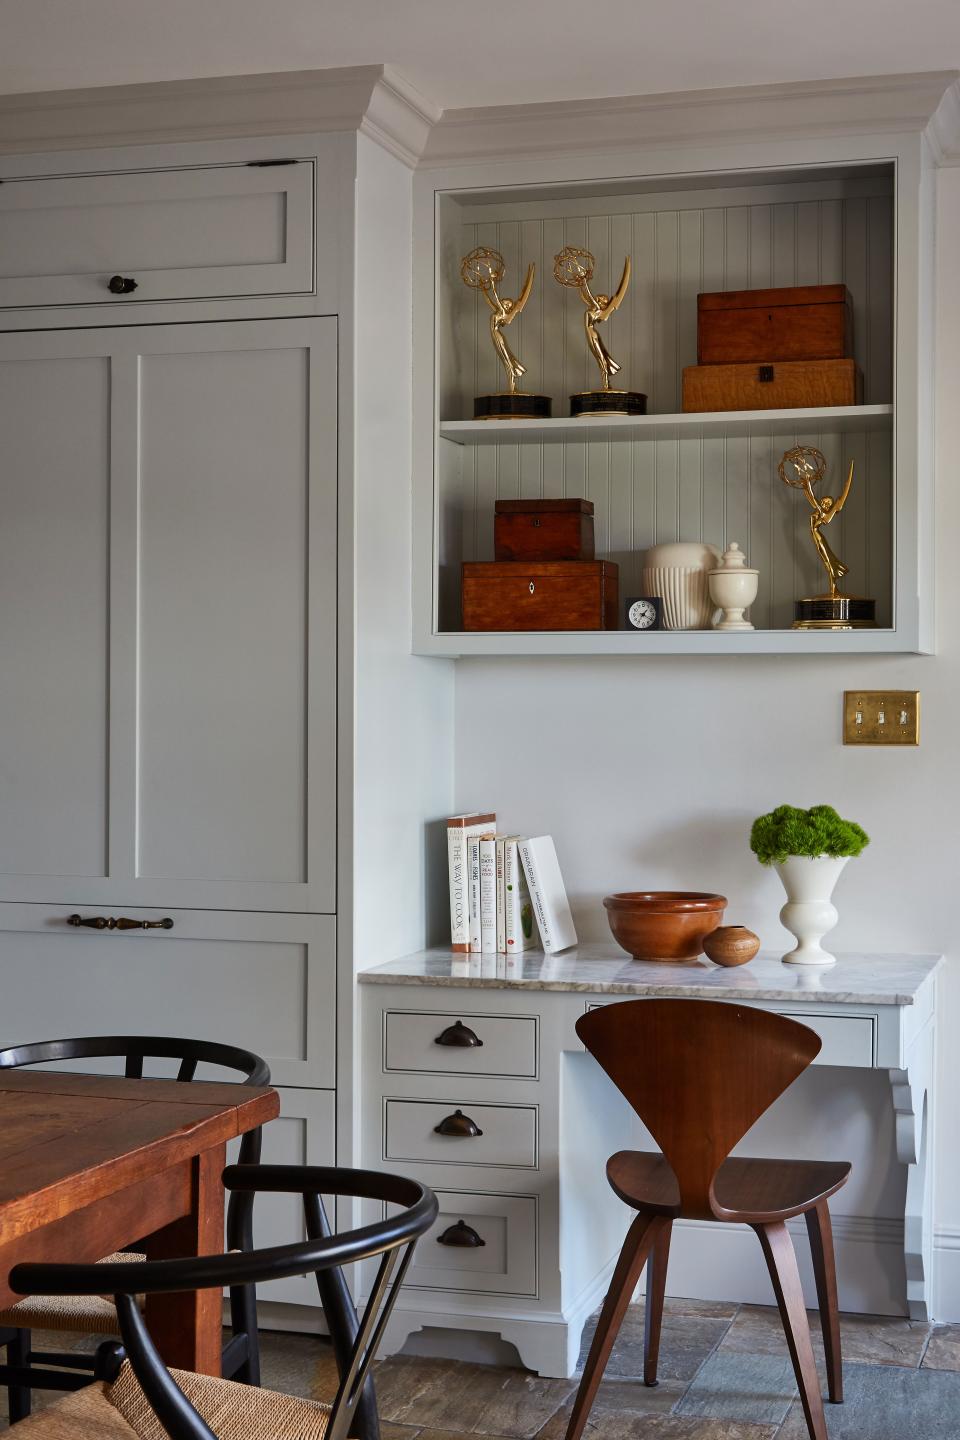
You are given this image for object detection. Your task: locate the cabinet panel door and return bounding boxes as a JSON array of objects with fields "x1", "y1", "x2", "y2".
[
  {"x1": 0, "y1": 320, "x2": 336, "y2": 910},
  {"x1": 0, "y1": 904, "x2": 335, "y2": 1089},
  {"x1": 0, "y1": 162, "x2": 314, "y2": 309},
  {"x1": 0, "y1": 351, "x2": 110, "y2": 880}
]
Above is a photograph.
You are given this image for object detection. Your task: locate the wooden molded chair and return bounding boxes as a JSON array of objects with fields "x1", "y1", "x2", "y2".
[
  {"x1": 566, "y1": 999, "x2": 850, "y2": 1440},
  {"x1": 0, "y1": 1035, "x2": 270, "y2": 1422},
  {"x1": 6, "y1": 1165, "x2": 438, "y2": 1440}
]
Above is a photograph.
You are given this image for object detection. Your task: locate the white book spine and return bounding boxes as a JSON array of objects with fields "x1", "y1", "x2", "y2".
[
  {"x1": 496, "y1": 836, "x2": 507, "y2": 954},
  {"x1": 479, "y1": 837, "x2": 497, "y2": 952},
  {"x1": 504, "y1": 839, "x2": 536, "y2": 953},
  {"x1": 447, "y1": 827, "x2": 469, "y2": 951},
  {"x1": 468, "y1": 836, "x2": 483, "y2": 953}
]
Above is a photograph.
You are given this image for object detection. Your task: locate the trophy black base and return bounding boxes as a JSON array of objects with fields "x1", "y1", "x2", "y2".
[
  {"x1": 474, "y1": 393, "x2": 552, "y2": 420},
  {"x1": 571, "y1": 390, "x2": 648, "y2": 417},
  {"x1": 793, "y1": 595, "x2": 877, "y2": 630}
]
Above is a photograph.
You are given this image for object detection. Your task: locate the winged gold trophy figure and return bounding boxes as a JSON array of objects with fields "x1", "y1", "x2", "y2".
[
  {"x1": 459, "y1": 246, "x2": 551, "y2": 419},
  {"x1": 778, "y1": 445, "x2": 876, "y2": 629},
  {"x1": 553, "y1": 246, "x2": 647, "y2": 416}
]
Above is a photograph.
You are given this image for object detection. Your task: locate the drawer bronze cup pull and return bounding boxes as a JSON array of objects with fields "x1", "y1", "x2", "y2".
[
  {"x1": 437, "y1": 1219, "x2": 486, "y2": 1248},
  {"x1": 434, "y1": 1109, "x2": 483, "y2": 1138},
  {"x1": 68, "y1": 914, "x2": 174, "y2": 931},
  {"x1": 108, "y1": 275, "x2": 139, "y2": 295},
  {"x1": 434, "y1": 1020, "x2": 483, "y2": 1048}
]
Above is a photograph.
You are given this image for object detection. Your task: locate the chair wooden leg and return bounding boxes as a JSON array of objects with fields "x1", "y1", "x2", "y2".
[
  {"x1": 565, "y1": 1211, "x2": 665, "y2": 1440},
  {"x1": 643, "y1": 1219, "x2": 672, "y2": 1387},
  {"x1": 805, "y1": 1200, "x2": 842, "y2": 1403},
  {"x1": 7, "y1": 1328, "x2": 32, "y2": 1424},
  {"x1": 753, "y1": 1221, "x2": 827, "y2": 1440}
]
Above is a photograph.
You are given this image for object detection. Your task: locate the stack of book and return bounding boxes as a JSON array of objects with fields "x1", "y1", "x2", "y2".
[{"x1": 446, "y1": 814, "x2": 578, "y2": 955}]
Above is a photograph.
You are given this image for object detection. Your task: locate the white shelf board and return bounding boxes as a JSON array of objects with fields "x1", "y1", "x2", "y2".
[
  {"x1": 414, "y1": 626, "x2": 923, "y2": 658},
  {"x1": 439, "y1": 404, "x2": 893, "y2": 445}
]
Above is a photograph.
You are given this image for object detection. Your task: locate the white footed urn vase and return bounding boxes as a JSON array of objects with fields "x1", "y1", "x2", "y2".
[
  {"x1": 776, "y1": 855, "x2": 849, "y2": 966},
  {"x1": 708, "y1": 541, "x2": 759, "y2": 631}
]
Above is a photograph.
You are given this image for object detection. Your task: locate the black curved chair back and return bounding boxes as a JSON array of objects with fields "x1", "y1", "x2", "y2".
[{"x1": 12, "y1": 1165, "x2": 439, "y2": 1440}]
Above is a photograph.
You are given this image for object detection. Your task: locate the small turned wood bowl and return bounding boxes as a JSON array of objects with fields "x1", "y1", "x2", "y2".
[
  {"x1": 702, "y1": 925, "x2": 761, "y2": 967},
  {"x1": 603, "y1": 891, "x2": 727, "y2": 962}
]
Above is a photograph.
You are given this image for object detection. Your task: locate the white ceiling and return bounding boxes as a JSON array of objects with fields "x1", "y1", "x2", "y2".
[{"x1": 1, "y1": 0, "x2": 959, "y2": 110}]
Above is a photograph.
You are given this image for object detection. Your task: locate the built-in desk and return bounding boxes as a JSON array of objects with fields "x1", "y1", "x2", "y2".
[{"x1": 360, "y1": 948, "x2": 942, "y2": 1377}]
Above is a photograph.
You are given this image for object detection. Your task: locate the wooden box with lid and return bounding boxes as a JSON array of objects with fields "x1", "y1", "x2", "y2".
[
  {"x1": 682, "y1": 357, "x2": 862, "y2": 412},
  {"x1": 696, "y1": 284, "x2": 853, "y2": 365},
  {"x1": 462, "y1": 561, "x2": 619, "y2": 631},
  {"x1": 494, "y1": 499, "x2": 595, "y2": 562}
]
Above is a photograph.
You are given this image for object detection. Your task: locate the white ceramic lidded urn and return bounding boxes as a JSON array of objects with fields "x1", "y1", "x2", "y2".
[
  {"x1": 708, "y1": 542, "x2": 759, "y2": 631},
  {"x1": 640, "y1": 541, "x2": 721, "y2": 630}
]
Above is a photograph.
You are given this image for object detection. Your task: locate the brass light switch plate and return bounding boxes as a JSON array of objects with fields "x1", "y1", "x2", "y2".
[{"x1": 843, "y1": 691, "x2": 920, "y2": 745}]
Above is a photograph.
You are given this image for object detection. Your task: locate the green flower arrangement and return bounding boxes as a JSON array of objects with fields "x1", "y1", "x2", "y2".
[{"x1": 750, "y1": 804, "x2": 870, "y2": 867}]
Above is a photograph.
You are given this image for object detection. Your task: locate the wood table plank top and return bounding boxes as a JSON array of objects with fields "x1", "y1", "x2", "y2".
[{"x1": 0, "y1": 1071, "x2": 278, "y2": 1243}]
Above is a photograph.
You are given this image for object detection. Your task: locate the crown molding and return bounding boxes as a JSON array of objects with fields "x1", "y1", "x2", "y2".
[
  {"x1": 421, "y1": 70, "x2": 960, "y2": 168},
  {"x1": 927, "y1": 78, "x2": 960, "y2": 165},
  {"x1": 0, "y1": 64, "x2": 439, "y2": 165},
  {"x1": 1, "y1": 65, "x2": 957, "y2": 171}
]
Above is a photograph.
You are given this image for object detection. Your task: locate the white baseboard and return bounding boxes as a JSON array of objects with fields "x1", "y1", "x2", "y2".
[{"x1": 934, "y1": 1228, "x2": 960, "y2": 1322}]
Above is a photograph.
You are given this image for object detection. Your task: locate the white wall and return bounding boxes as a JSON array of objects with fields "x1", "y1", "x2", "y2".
[
  {"x1": 452, "y1": 166, "x2": 960, "y2": 1318},
  {"x1": 353, "y1": 132, "x2": 454, "y2": 971}
]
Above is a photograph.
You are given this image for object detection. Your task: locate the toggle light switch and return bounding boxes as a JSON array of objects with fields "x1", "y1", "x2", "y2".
[{"x1": 843, "y1": 691, "x2": 919, "y2": 746}]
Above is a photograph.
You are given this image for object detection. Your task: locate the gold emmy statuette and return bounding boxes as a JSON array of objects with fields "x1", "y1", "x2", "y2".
[
  {"x1": 459, "y1": 246, "x2": 551, "y2": 420},
  {"x1": 553, "y1": 246, "x2": 647, "y2": 417},
  {"x1": 778, "y1": 445, "x2": 876, "y2": 630}
]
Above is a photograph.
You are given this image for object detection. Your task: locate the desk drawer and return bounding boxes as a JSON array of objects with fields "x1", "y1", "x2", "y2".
[
  {"x1": 384, "y1": 1098, "x2": 537, "y2": 1169},
  {"x1": 775, "y1": 1011, "x2": 876, "y2": 1067},
  {"x1": 384, "y1": 1010, "x2": 538, "y2": 1078},
  {"x1": 0, "y1": 161, "x2": 314, "y2": 309},
  {"x1": 407, "y1": 1190, "x2": 537, "y2": 1297}
]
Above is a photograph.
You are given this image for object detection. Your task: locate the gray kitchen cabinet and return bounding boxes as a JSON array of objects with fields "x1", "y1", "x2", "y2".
[{"x1": 0, "y1": 317, "x2": 336, "y2": 913}]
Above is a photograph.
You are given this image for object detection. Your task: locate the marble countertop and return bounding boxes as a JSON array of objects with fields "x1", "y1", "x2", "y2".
[{"x1": 359, "y1": 945, "x2": 943, "y2": 1005}]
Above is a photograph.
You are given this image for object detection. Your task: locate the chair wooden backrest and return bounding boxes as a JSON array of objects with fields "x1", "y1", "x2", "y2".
[{"x1": 576, "y1": 999, "x2": 821, "y2": 1220}]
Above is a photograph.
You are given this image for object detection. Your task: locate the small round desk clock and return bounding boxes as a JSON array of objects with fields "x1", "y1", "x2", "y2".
[{"x1": 625, "y1": 596, "x2": 662, "y2": 631}]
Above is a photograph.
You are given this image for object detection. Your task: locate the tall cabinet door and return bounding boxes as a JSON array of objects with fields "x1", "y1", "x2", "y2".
[{"x1": 0, "y1": 319, "x2": 336, "y2": 911}]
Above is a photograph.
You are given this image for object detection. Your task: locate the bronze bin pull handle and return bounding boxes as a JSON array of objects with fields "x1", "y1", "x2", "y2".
[
  {"x1": 68, "y1": 915, "x2": 174, "y2": 931},
  {"x1": 434, "y1": 1020, "x2": 483, "y2": 1048},
  {"x1": 434, "y1": 1109, "x2": 483, "y2": 1138},
  {"x1": 436, "y1": 1219, "x2": 485, "y2": 1248}
]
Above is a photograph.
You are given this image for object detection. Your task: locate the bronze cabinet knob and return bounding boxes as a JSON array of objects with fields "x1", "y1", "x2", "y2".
[
  {"x1": 436, "y1": 1219, "x2": 485, "y2": 1248},
  {"x1": 433, "y1": 1109, "x2": 483, "y2": 1138},
  {"x1": 107, "y1": 275, "x2": 139, "y2": 295},
  {"x1": 434, "y1": 1020, "x2": 483, "y2": 1048}
]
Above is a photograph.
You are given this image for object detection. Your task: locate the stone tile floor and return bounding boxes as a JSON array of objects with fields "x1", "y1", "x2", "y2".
[{"x1": 2, "y1": 1302, "x2": 959, "y2": 1437}]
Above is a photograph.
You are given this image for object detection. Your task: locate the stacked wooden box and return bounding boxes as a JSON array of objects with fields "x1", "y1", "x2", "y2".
[
  {"x1": 461, "y1": 500, "x2": 619, "y2": 631},
  {"x1": 682, "y1": 284, "x2": 861, "y2": 412}
]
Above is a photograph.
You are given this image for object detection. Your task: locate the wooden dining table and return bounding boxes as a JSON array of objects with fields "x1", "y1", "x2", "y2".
[{"x1": 0, "y1": 1069, "x2": 279, "y2": 1375}]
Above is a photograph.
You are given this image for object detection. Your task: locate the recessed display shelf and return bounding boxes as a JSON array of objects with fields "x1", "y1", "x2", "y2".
[{"x1": 439, "y1": 405, "x2": 893, "y2": 446}]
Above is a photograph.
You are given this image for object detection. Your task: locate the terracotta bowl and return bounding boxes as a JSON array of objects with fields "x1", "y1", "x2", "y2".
[
  {"x1": 702, "y1": 925, "x2": 761, "y2": 967},
  {"x1": 603, "y1": 891, "x2": 727, "y2": 962}
]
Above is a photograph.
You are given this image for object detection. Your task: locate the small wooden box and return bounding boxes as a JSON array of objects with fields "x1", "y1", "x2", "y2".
[
  {"x1": 494, "y1": 499, "x2": 595, "y2": 562},
  {"x1": 462, "y1": 561, "x2": 619, "y2": 631},
  {"x1": 697, "y1": 284, "x2": 853, "y2": 365},
  {"x1": 682, "y1": 358, "x2": 862, "y2": 413}
]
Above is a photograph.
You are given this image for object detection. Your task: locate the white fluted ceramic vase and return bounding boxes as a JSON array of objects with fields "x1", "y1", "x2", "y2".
[
  {"x1": 776, "y1": 855, "x2": 849, "y2": 966},
  {"x1": 640, "y1": 542, "x2": 720, "y2": 630}
]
